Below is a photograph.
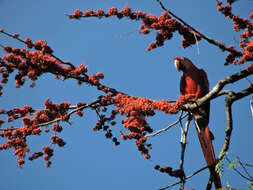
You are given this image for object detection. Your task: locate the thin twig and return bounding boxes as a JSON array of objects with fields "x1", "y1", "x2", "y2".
[
  {"x1": 236, "y1": 156, "x2": 253, "y2": 181},
  {"x1": 193, "y1": 32, "x2": 200, "y2": 56},
  {"x1": 240, "y1": 162, "x2": 253, "y2": 168},
  {"x1": 225, "y1": 156, "x2": 253, "y2": 181},
  {"x1": 145, "y1": 113, "x2": 188, "y2": 138}
]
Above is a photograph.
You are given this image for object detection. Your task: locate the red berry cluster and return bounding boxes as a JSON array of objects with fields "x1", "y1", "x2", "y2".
[{"x1": 68, "y1": 6, "x2": 201, "y2": 50}]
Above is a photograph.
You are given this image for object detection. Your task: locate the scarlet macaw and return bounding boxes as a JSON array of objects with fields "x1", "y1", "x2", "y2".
[{"x1": 174, "y1": 57, "x2": 222, "y2": 189}]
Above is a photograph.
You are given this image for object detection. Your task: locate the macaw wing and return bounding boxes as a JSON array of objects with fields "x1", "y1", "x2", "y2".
[
  {"x1": 180, "y1": 73, "x2": 186, "y2": 95},
  {"x1": 199, "y1": 69, "x2": 209, "y2": 96},
  {"x1": 198, "y1": 69, "x2": 210, "y2": 125}
]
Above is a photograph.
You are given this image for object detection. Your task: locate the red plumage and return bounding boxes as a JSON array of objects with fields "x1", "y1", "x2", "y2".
[{"x1": 174, "y1": 57, "x2": 222, "y2": 189}]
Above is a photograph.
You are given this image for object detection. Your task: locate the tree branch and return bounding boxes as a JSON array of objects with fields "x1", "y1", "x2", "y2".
[
  {"x1": 226, "y1": 156, "x2": 253, "y2": 181},
  {"x1": 155, "y1": 0, "x2": 242, "y2": 56},
  {"x1": 218, "y1": 86, "x2": 253, "y2": 161},
  {"x1": 158, "y1": 165, "x2": 209, "y2": 190},
  {"x1": 184, "y1": 68, "x2": 253, "y2": 111},
  {"x1": 0, "y1": 99, "x2": 101, "y2": 131}
]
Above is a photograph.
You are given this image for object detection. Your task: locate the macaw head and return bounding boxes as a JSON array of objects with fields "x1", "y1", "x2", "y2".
[{"x1": 173, "y1": 57, "x2": 194, "y2": 72}]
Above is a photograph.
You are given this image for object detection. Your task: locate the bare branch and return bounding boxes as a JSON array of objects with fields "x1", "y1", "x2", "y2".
[
  {"x1": 145, "y1": 113, "x2": 188, "y2": 138},
  {"x1": 236, "y1": 157, "x2": 253, "y2": 181},
  {"x1": 226, "y1": 156, "x2": 253, "y2": 181},
  {"x1": 240, "y1": 162, "x2": 253, "y2": 168}
]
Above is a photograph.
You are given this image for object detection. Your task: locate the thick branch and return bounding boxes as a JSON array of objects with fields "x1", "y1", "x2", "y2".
[{"x1": 184, "y1": 68, "x2": 253, "y2": 110}]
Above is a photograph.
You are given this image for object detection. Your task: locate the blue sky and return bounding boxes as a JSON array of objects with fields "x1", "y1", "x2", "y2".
[{"x1": 0, "y1": 0, "x2": 252, "y2": 189}]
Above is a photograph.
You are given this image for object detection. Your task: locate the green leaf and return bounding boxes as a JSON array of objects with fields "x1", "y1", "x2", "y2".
[
  {"x1": 248, "y1": 181, "x2": 253, "y2": 190},
  {"x1": 228, "y1": 162, "x2": 236, "y2": 168}
]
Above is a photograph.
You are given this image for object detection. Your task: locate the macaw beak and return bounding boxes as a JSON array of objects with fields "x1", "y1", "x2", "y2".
[{"x1": 174, "y1": 59, "x2": 181, "y2": 71}]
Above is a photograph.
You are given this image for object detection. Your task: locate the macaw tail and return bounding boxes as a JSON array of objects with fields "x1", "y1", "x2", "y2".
[{"x1": 197, "y1": 126, "x2": 222, "y2": 189}]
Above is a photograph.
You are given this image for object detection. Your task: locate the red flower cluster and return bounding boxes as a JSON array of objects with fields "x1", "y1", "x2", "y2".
[
  {"x1": 238, "y1": 40, "x2": 253, "y2": 64},
  {"x1": 14, "y1": 146, "x2": 30, "y2": 167},
  {"x1": 42, "y1": 146, "x2": 54, "y2": 168},
  {"x1": 88, "y1": 72, "x2": 104, "y2": 85},
  {"x1": 33, "y1": 40, "x2": 53, "y2": 55},
  {"x1": 217, "y1": 2, "x2": 232, "y2": 18},
  {"x1": 152, "y1": 99, "x2": 179, "y2": 114},
  {"x1": 154, "y1": 165, "x2": 185, "y2": 179},
  {"x1": 111, "y1": 94, "x2": 194, "y2": 159},
  {"x1": 51, "y1": 135, "x2": 66, "y2": 147},
  {"x1": 28, "y1": 151, "x2": 43, "y2": 161},
  {"x1": 92, "y1": 96, "x2": 120, "y2": 146},
  {"x1": 1, "y1": 45, "x2": 64, "y2": 89},
  {"x1": 0, "y1": 31, "x2": 111, "y2": 96},
  {"x1": 29, "y1": 147, "x2": 53, "y2": 168},
  {"x1": 68, "y1": 6, "x2": 201, "y2": 50},
  {"x1": 217, "y1": 1, "x2": 253, "y2": 65},
  {"x1": 113, "y1": 94, "x2": 186, "y2": 159},
  {"x1": 4, "y1": 105, "x2": 34, "y2": 123},
  {"x1": 0, "y1": 99, "x2": 72, "y2": 167},
  {"x1": 52, "y1": 123, "x2": 63, "y2": 132}
]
